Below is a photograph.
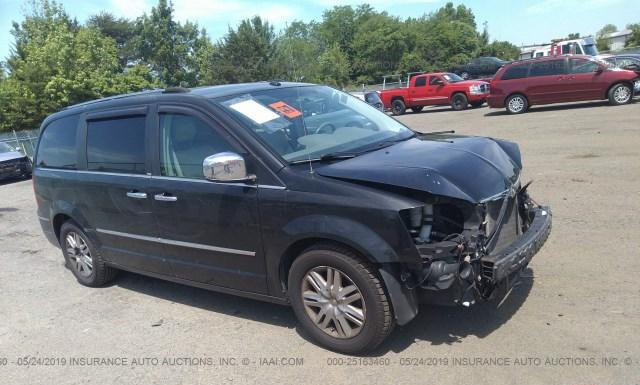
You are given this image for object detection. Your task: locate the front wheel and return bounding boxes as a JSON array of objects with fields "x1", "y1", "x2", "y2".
[
  {"x1": 505, "y1": 94, "x2": 528, "y2": 114},
  {"x1": 608, "y1": 83, "x2": 632, "y2": 106},
  {"x1": 451, "y1": 93, "x2": 468, "y2": 111},
  {"x1": 391, "y1": 99, "x2": 406, "y2": 115},
  {"x1": 288, "y1": 245, "x2": 394, "y2": 354}
]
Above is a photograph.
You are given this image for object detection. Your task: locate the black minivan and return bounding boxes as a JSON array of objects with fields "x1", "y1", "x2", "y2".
[{"x1": 34, "y1": 82, "x2": 551, "y2": 353}]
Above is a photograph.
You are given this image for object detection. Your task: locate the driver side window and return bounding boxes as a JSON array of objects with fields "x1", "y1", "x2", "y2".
[
  {"x1": 159, "y1": 113, "x2": 235, "y2": 179},
  {"x1": 429, "y1": 76, "x2": 442, "y2": 85}
]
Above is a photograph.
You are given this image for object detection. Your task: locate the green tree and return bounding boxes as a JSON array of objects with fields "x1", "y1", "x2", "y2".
[
  {"x1": 318, "y1": 44, "x2": 350, "y2": 88},
  {"x1": 212, "y1": 16, "x2": 276, "y2": 83},
  {"x1": 0, "y1": 0, "x2": 156, "y2": 132},
  {"x1": 273, "y1": 21, "x2": 322, "y2": 82},
  {"x1": 626, "y1": 23, "x2": 640, "y2": 47},
  {"x1": 350, "y1": 13, "x2": 407, "y2": 83},
  {"x1": 596, "y1": 24, "x2": 617, "y2": 51},
  {"x1": 87, "y1": 12, "x2": 136, "y2": 67},
  {"x1": 135, "y1": 0, "x2": 206, "y2": 86}
]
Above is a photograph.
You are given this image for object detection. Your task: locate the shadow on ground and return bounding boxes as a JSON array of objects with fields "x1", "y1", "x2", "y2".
[
  {"x1": 113, "y1": 266, "x2": 534, "y2": 355},
  {"x1": 484, "y1": 100, "x2": 620, "y2": 117},
  {"x1": 115, "y1": 271, "x2": 297, "y2": 329},
  {"x1": 371, "y1": 269, "x2": 534, "y2": 355},
  {"x1": 0, "y1": 175, "x2": 31, "y2": 186}
]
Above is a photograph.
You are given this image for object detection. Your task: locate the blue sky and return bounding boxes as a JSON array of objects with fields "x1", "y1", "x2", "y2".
[{"x1": 1, "y1": 0, "x2": 639, "y2": 62}]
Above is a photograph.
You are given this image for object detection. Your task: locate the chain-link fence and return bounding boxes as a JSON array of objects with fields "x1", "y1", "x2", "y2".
[{"x1": 0, "y1": 129, "x2": 39, "y2": 160}]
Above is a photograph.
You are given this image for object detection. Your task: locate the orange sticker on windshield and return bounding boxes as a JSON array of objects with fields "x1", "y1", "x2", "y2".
[{"x1": 269, "y1": 101, "x2": 302, "y2": 119}]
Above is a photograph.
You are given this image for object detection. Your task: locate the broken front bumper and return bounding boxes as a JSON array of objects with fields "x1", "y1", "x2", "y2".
[{"x1": 481, "y1": 206, "x2": 552, "y2": 284}]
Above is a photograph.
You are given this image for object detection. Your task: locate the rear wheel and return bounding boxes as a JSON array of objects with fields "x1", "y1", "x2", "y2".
[
  {"x1": 391, "y1": 99, "x2": 406, "y2": 115},
  {"x1": 410, "y1": 106, "x2": 424, "y2": 113},
  {"x1": 505, "y1": 94, "x2": 528, "y2": 114},
  {"x1": 608, "y1": 83, "x2": 632, "y2": 106},
  {"x1": 451, "y1": 93, "x2": 468, "y2": 111},
  {"x1": 288, "y1": 245, "x2": 394, "y2": 354},
  {"x1": 60, "y1": 221, "x2": 117, "y2": 287}
]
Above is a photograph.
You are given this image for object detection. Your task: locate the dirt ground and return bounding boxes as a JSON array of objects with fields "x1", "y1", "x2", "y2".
[{"x1": 1, "y1": 100, "x2": 639, "y2": 385}]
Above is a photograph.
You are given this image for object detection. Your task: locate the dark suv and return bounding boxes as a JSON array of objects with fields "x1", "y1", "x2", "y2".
[
  {"x1": 453, "y1": 57, "x2": 510, "y2": 79},
  {"x1": 34, "y1": 82, "x2": 551, "y2": 353},
  {"x1": 489, "y1": 55, "x2": 638, "y2": 114}
]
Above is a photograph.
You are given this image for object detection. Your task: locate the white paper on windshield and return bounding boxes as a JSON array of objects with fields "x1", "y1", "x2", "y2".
[{"x1": 229, "y1": 99, "x2": 280, "y2": 124}]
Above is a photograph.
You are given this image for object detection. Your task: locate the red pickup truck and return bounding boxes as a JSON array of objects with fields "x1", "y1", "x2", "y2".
[{"x1": 380, "y1": 72, "x2": 490, "y2": 115}]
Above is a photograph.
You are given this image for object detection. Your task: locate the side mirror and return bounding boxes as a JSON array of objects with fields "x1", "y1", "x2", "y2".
[
  {"x1": 433, "y1": 79, "x2": 444, "y2": 85},
  {"x1": 203, "y1": 152, "x2": 256, "y2": 183},
  {"x1": 594, "y1": 66, "x2": 604, "y2": 74}
]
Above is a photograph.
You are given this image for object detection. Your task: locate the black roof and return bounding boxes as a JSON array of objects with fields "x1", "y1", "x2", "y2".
[{"x1": 62, "y1": 81, "x2": 314, "y2": 112}]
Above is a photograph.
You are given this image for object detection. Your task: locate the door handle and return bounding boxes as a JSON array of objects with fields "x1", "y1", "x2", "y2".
[
  {"x1": 126, "y1": 191, "x2": 147, "y2": 199},
  {"x1": 154, "y1": 193, "x2": 177, "y2": 202}
]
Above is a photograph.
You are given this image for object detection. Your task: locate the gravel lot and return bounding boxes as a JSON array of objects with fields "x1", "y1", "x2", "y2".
[{"x1": 1, "y1": 100, "x2": 639, "y2": 385}]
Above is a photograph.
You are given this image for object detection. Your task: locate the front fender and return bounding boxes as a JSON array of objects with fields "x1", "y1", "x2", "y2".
[
  {"x1": 281, "y1": 214, "x2": 421, "y2": 325},
  {"x1": 282, "y1": 214, "x2": 402, "y2": 264}
]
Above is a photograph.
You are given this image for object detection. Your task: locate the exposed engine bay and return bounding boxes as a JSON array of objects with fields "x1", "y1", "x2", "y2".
[{"x1": 399, "y1": 180, "x2": 549, "y2": 307}]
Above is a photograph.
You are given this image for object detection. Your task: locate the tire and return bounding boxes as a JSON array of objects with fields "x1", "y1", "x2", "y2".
[
  {"x1": 450, "y1": 93, "x2": 468, "y2": 111},
  {"x1": 288, "y1": 244, "x2": 394, "y2": 354},
  {"x1": 410, "y1": 106, "x2": 424, "y2": 113},
  {"x1": 505, "y1": 94, "x2": 528, "y2": 114},
  {"x1": 391, "y1": 99, "x2": 406, "y2": 115},
  {"x1": 59, "y1": 221, "x2": 117, "y2": 287},
  {"x1": 608, "y1": 83, "x2": 632, "y2": 106},
  {"x1": 470, "y1": 101, "x2": 484, "y2": 108}
]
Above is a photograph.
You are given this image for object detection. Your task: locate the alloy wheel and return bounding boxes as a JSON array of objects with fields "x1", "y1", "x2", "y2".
[
  {"x1": 508, "y1": 96, "x2": 525, "y2": 113},
  {"x1": 65, "y1": 232, "x2": 93, "y2": 277},
  {"x1": 614, "y1": 85, "x2": 631, "y2": 104},
  {"x1": 301, "y1": 266, "x2": 366, "y2": 339}
]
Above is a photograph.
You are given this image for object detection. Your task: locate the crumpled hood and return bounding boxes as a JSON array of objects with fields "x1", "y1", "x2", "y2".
[
  {"x1": 316, "y1": 135, "x2": 522, "y2": 203},
  {"x1": 0, "y1": 151, "x2": 26, "y2": 162}
]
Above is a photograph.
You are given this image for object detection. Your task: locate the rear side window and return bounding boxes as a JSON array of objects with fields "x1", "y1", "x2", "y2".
[
  {"x1": 86, "y1": 116, "x2": 146, "y2": 174},
  {"x1": 568, "y1": 58, "x2": 598, "y2": 74},
  {"x1": 414, "y1": 77, "x2": 426, "y2": 87},
  {"x1": 529, "y1": 60, "x2": 566, "y2": 77},
  {"x1": 501, "y1": 65, "x2": 529, "y2": 80},
  {"x1": 36, "y1": 115, "x2": 79, "y2": 169}
]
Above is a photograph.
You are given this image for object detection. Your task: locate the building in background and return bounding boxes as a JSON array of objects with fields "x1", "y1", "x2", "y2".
[{"x1": 602, "y1": 29, "x2": 633, "y2": 51}]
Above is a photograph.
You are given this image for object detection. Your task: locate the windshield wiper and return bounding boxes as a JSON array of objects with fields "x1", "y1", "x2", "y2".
[
  {"x1": 288, "y1": 153, "x2": 357, "y2": 165},
  {"x1": 422, "y1": 130, "x2": 455, "y2": 135},
  {"x1": 288, "y1": 133, "x2": 416, "y2": 165}
]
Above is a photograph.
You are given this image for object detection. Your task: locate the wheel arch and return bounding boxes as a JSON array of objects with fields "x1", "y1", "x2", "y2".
[
  {"x1": 50, "y1": 201, "x2": 92, "y2": 245},
  {"x1": 278, "y1": 236, "x2": 419, "y2": 326},
  {"x1": 450, "y1": 90, "x2": 468, "y2": 101},
  {"x1": 605, "y1": 81, "x2": 634, "y2": 100},
  {"x1": 506, "y1": 92, "x2": 529, "y2": 104},
  {"x1": 391, "y1": 95, "x2": 405, "y2": 102}
]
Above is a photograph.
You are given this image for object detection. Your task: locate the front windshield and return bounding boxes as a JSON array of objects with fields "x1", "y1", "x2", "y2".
[
  {"x1": 0, "y1": 142, "x2": 13, "y2": 153},
  {"x1": 442, "y1": 73, "x2": 464, "y2": 82},
  {"x1": 216, "y1": 85, "x2": 413, "y2": 163},
  {"x1": 583, "y1": 44, "x2": 598, "y2": 56}
]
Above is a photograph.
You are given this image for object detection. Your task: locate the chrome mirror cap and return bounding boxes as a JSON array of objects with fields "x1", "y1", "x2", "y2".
[{"x1": 203, "y1": 152, "x2": 255, "y2": 182}]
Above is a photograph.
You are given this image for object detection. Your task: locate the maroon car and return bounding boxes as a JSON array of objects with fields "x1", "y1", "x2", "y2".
[{"x1": 488, "y1": 55, "x2": 638, "y2": 114}]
